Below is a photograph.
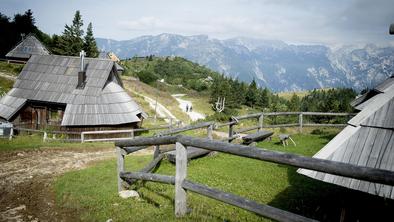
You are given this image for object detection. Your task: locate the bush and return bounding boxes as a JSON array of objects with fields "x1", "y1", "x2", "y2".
[{"x1": 136, "y1": 70, "x2": 158, "y2": 84}]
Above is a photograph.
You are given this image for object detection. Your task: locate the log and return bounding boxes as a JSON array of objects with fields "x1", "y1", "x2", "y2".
[
  {"x1": 115, "y1": 135, "x2": 178, "y2": 147},
  {"x1": 182, "y1": 180, "x2": 317, "y2": 222},
  {"x1": 122, "y1": 146, "x2": 149, "y2": 154},
  {"x1": 120, "y1": 172, "x2": 175, "y2": 185},
  {"x1": 177, "y1": 136, "x2": 394, "y2": 186},
  {"x1": 122, "y1": 154, "x2": 165, "y2": 185},
  {"x1": 166, "y1": 146, "x2": 211, "y2": 163},
  {"x1": 242, "y1": 130, "x2": 273, "y2": 145}
]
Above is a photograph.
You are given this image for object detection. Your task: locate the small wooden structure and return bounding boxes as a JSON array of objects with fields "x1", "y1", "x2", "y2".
[
  {"x1": 0, "y1": 54, "x2": 145, "y2": 135},
  {"x1": 298, "y1": 76, "x2": 394, "y2": 199},
  {"x1": 6, "y1": 34, "x2": 50, "y2": 63}
]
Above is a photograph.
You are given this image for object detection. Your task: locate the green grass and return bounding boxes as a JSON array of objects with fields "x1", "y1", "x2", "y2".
[
  {"x1": 0, "y1": 61, "x2": 23, "y2": 76},
  {"x1": 0, "y1": 134, "x2": 110, "y2": 152},
  {"x1": 0, "y1": 76, "x2": 14, "y2": 95},
  {"x1": 55, "y1": 130, "x2": 394, "y2": 221}
]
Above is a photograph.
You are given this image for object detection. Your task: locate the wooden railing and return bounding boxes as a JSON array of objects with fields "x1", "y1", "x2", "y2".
[
  {"x1": 116, "y1": 122, "x2": 215, "y2": 191},
  {"x1": 214, "y1": 112, "x2": 356, "y2": 142},
  {"x1": 115, "y1": 135, "x2": 394, "y2": 222}
]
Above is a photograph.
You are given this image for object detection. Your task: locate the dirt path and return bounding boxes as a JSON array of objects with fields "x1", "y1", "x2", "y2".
[
  {"x1": 0, "y1": 147, "x2": 122, "y2": 222},
  {"x1": 129, "y1": 90, "x2": 179, "y2": 123},
  {"x1": 172, "y1": 94, "x2": 205, "y2": 121}
]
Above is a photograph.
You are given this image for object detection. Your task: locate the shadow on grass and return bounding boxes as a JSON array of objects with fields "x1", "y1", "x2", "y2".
[{"x1": 269, "y1": 166, "x2": 394, "y2": 221}]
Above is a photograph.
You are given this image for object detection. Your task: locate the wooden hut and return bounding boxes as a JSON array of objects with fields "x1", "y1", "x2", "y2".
[
  {"x1": 0, "y1": 53, "x2": 145, "y2": 133},
  {"x1": 6, "y1": 34, "x2": 50, "y2": 63},
  {"x1": 298, "y1": 76, "x2": 394, "y2": 199}
]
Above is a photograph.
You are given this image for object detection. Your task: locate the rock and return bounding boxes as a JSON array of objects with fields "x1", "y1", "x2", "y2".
[
  {"x1": 106, "y1": 219, "x2": 113, "y2": 222},
  {"x1": 119, "y1": 190, "x2": 140, "y2": 199}
]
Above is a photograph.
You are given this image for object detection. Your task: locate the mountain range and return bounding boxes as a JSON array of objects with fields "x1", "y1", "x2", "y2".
[{"x1": 96, "y1": 34, "x2": 394, "y2": 92}]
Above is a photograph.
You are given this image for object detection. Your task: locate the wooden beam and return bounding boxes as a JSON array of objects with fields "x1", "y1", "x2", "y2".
[
  {"x1": 177, "y1": 136, "x2": 394, "y2": 186},
  {"x1": 120, "y1": 172, "x2": 175, "y2": 185},
  {"x1": 122, "y1": 146, "x2": 149, "y2": 155},
  {"x1": 115, "y1": 135, "x2": 178, "y2": 147},
  {"x1": 116, "y1": 147, "x2": 125, "y2": 192},
  {"x1": 182, "y1": 180, "x2": 317, "y2": 222},
  {"x1": 122, "y1": 154, "x2": 165, "y2": 185},
  {"x1": 175, "y1": 142, "x2": 187, "y2": 217}
]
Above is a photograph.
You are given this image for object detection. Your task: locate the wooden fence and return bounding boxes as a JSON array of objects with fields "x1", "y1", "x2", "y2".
[
  {"x1": 214, "y1": 112, "x2": 355, "y2": 142},
  {"x1": 115, "y1": 135, "x2": 394, "y2": 222},
  {"x1": 8, "y1": 124, "x2": 173, "y2": 143}
]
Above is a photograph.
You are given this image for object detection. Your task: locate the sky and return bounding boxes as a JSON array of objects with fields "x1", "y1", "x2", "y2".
[{"x1": 2, "y1": 0, "x2": 394, "y2": 46}]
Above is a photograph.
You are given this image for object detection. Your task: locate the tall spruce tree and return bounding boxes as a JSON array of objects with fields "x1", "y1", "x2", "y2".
[
  {"x1": 84, "y1": 22, "x2": 98, "y2": 57},
  {"x1": 53, "y1": 10, "x2": 84, "y2": 56}
]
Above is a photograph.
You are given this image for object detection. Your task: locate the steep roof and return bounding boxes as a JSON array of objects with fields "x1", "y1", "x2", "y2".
[
  {"x1": 0, "y1": 54, "x2": 144, "y2": 126},
  {"x1": 298, "y1": 80, "x2": 394, "y2": 199},
  {"x1": 6, "y1": 34, "x2": 50, "y2": 60}
]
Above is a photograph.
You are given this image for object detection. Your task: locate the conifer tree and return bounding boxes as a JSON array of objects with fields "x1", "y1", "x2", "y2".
[
  {"x1": 53, "y1": 10, "x2": 84, "y2": 56},
  {"x1": 84, "y1": 22, "x2": 98, "y2": 57}
]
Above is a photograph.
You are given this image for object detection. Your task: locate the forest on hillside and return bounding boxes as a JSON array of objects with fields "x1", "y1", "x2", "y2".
[{"x1": 122, "y1": 56, "x2": 357, "y2": 120}]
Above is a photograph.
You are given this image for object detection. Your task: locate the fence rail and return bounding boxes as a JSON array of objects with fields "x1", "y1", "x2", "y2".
[
  {"x1": 212, "y1": 112, "x2": 356, "y2": 142},
  {"x1": 115, "y1": 135, "x2": 394, "y2": 222}
]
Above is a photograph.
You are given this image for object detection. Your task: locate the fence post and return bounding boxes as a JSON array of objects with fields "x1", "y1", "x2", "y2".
[
  {"x1": 43, "y1": 131, "x2": 47, "y2": 142},
  {"x1": 299, "y1": 113, "x2": 303, "y2": 133},
  {"x1": 207, "y1": 124, "x2": 213, "y2": 140},
  {"x1": 8, "y1": 127, "x2": 13, "y2": 141},
  {"x1": 117, "y1": 147, "x2": 125, "y2": 192},
  {"x1": 130, "y1": 130, "x2": 134, "y2": 138},
  {"x1": 258, "y1": 114, "x2": 264, "y2": 132},
  {"x1": 153, "y1": 145, "x2": 160, "y2": 159},
  {"x1": 81, "y1": 132, "x2": 84, "y2": 143},
  {"x1": 175, "y1": 142, "x2": 187, "y2": 217},
  {"x1": 170, "y1": 118, "x2": 173, "y2": 129}
]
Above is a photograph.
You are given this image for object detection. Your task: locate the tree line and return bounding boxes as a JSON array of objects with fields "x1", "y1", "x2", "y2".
[{"x1": 0, "y1": 10, "x2": 98, "y2": 58}]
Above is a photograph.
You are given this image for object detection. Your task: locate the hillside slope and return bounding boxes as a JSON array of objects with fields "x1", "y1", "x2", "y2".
[{"x1": 97, "y1": 34, "x2": 394, "y2": 92}]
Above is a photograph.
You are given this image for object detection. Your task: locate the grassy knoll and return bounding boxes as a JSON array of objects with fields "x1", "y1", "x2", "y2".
[
  {"x1": 0, "y1": 134, "x2": 110, "y2": 152},
  {"x1": 53, "y1": 130, "x2": 394, "y2": 221}
]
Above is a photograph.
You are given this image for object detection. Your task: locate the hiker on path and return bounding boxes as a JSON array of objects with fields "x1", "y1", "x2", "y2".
[
  {"x1": 186, "y1": 104, "x2": 189, "y2": 112},
  {"x1": 190, "y1": 105, "x2": 193, "y2": 112}
]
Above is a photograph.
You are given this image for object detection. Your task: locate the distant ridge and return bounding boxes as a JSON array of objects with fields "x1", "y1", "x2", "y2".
[{"x1": 96, "y1": 34, "x2": 394, "y2": 92}]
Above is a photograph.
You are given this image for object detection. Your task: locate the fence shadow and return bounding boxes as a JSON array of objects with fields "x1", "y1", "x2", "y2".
[{"x1": 268, "y1": 166, "x2": 394, "y2": 221}]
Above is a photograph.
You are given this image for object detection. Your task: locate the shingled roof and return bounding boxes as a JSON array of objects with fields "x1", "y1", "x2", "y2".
[
  {"x1": 0, "y1": 54, "x2": 145, "y2": 126},
  {"x1": 6, "y1": 34, "x2": 50, "y2": 60},
  {"x1": 298, "y1": 76, "x2": 394, "y2": 199}
]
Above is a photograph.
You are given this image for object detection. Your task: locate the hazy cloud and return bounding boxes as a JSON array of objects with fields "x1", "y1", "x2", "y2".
[{"x1": 2, "y1": 0, "x2": 394, "y2": 45}]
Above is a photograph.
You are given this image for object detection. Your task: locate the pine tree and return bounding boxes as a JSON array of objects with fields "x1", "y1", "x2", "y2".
[
  {"x1": 84, "y1": 22, "x2": 98, "y2": 57},
  {"x1": 245, "y1": 79, "x2": 258, "y2": 107},
  {"x1": 53, "y1": 10, "x2": 84, "y2": 56}
]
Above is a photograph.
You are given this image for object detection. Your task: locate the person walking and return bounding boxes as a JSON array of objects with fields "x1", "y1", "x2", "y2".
[{"x1": 186, "y1": 104, "x2": 189, "y2": 112}]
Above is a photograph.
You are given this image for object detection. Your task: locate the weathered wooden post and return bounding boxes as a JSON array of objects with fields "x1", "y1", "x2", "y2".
[
  {"x1": 8, "y1": 127, "x2": 13, "y2": 141},
  {"x1": 207, "y1": 124, "x2": 213, "y2": 140},
  {"x1": 169, "y1": 118, "x2": 173, "y2": 130},
  {"x1": 116, "y1": 147, "x2": 125, "y2": 192},
  {"x1": 299, "y1": 113, "x2": 303, "y2": 133},
  {"x1": 81, "y1": 132, "x2": 84, "y2": 143},
  {"x1": 258, "y1": 114, "x2": 264, "y2": 132},
  {"x1": 130, "y1": 129, "x2": 134, "y2": 138},
  {"x1": 43, "y1": 131, "x2": 47, "y2": 142},
  {"x1": 153, "y1": 145, "x2": 160, "y2": 159},
  {"x1": 175, "y1": 142, "x2": 187, "y2": 217}
]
